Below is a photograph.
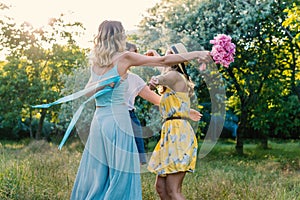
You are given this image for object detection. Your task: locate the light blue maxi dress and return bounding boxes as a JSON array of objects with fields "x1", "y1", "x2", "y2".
[{"x1": 70, "y1": 65, "x2": 142, "y2": 200}]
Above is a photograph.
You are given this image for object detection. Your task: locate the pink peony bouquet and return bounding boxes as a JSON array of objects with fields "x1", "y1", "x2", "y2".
[{"x1": 210, "y1": 34, "x2": 236, "y2": 68}]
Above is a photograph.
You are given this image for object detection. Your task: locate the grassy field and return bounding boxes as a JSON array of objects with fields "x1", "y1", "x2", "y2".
[{"x1": 0, "y1": 138, "x2": 299, "y2": 200}]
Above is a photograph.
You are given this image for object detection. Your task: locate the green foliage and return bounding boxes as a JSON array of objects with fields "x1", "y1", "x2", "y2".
[
  {"x1": 1, "y1": 0, "x2": 299, "y2": 144},
  {"x1": 0, "y1": 9, "x2": 88, "y2": 138},
  {"x1": 59, "y1": 66, "x2": 93, "y2": 143},
  {"x1": 268, "y1": 95, "x2": 300, "y2": 138},
  {"x1": 282, "y1": 3, "x2": 300, "y2": 45},
  {"x1": 138, "y1": 0, "x2": 300, "y2": 145}
]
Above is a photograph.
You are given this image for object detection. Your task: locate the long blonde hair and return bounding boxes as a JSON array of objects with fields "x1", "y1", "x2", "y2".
[{"x1": 89, "y1": 20, "x2": 126, "y2": 67}]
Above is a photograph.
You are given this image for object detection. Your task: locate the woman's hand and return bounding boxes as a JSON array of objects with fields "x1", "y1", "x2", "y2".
[
  {"x1": 145, "y1": 49, "x2": 161, "y2": 57},
  {"x1": 199, "y1": 63, "x2": 207, "y2": 71},
  {"x1": 189, "y1": 109, "x2": 203, "y2": 122},
  {"x1": 197, "y1": 50, "x2": 210, "y2": 62},
  {"x1": 197, "y1": 51, "x2": 211, "y2": 71},
  {"x1": 148, "y1": 76, "x2": 159, "y2": 90}
]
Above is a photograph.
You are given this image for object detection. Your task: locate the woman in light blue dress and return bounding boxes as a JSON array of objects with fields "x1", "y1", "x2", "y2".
[{"x1": 70, "y1": 20, "x2": 211, "y2": 200}]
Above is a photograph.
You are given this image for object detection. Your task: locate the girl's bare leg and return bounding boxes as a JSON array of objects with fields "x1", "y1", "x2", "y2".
[
  {"x1": 155, "y1": 175, "x2": 170, "y2": 200},
  {"x1": 165, "y1": 172, "x2": 186, "y2": 200}
]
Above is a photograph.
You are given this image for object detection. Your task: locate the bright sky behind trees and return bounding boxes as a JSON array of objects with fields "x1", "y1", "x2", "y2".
[{"x1": 1, "y1": 0, "x2": 160, "y2": 47}]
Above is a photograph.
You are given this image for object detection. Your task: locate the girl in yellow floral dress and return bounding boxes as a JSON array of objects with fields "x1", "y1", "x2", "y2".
[{"x1": 148, "y1": 43, "x2": 199, "y2": 200}]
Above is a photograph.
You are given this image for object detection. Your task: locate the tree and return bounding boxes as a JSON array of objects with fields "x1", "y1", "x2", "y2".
[
  {"x1": 138, "y1": 0, "x2": 298, "y2": 154},
  {"x1": 281, "y1": 3, "x2": 300, "y2": 100},
  {"x1": 0, "y1": 6, "x2": 88, "y2": 139}
]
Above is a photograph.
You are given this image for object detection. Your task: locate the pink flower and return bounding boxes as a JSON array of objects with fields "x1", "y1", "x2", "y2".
[{"x1": 210, "y1": 34, "x2": 235, "y2": 68}]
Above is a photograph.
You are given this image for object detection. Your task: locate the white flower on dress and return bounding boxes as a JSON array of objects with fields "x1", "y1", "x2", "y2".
[
  {"x1": 170, "y1": 134, "x2": 177, "y2": 143},
  {"x1": 179, "y1": 133, "x2": 187, "y2": 142},
  {"x1": 181, "y1": 153, "x2": 190, "y2": 165},
  {"x1": 178, "y1": 101, "x2": 188, "y2": 112}
]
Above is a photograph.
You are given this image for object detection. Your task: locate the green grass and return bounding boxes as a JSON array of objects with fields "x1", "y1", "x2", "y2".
[{"x1": 0, "y1": 139, "x2": 299, "y2": 200}]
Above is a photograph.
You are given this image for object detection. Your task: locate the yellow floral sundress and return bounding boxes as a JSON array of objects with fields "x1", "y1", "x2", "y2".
[{"x1": 147, "y1": 87, "x2": 198, "y2": 176}]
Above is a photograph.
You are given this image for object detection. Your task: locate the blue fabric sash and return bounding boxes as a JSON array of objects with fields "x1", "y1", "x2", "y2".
[{"x1": 32, "y1": 75, "x2": 121, "y2": 150}]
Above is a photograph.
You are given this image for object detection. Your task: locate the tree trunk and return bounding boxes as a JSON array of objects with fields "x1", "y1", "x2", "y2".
[
  {"x1": 294, "y1": 85, "x2": 300, "y2": 102},
  {"x1": 235, "y1": 122, "x2": 244, "y2": 155},
  {"x1": 235, "y1": 107, "x2": 248, "y2": 155},
  {"x1": 260, "y1": 136, "x2": 268, "y2": 149},
  {"x1": 29, "y1": 107, "x2": 34, "y2": 138},
  {"x1": 36, "y1": 109, "x2": 46, "y2": 140}
]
